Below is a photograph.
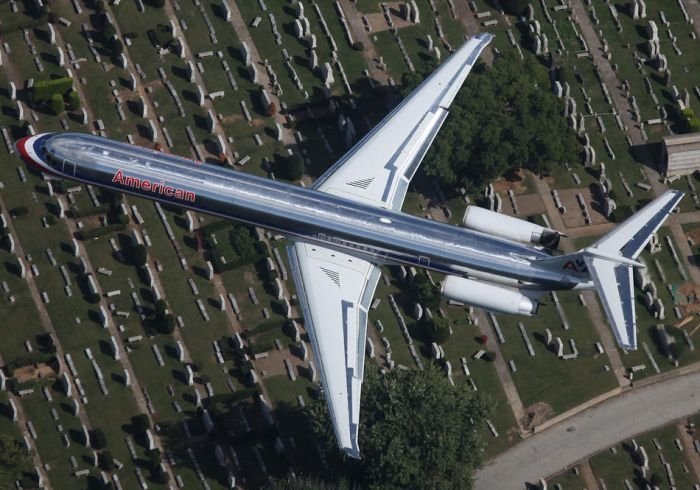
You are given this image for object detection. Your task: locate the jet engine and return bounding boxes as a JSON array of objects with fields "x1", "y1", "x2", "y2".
[
  {"x1": 462, "y1": 206, "x2": 562, "y2": 249},
  {"x1": 441, "y1": 276, "x2": 539, "y2": 316}
]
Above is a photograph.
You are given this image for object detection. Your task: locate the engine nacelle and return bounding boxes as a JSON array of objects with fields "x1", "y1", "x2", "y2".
[
  {"x1": 441, "y1": 276, "x2": 538, "y2": 316},
  {"x1": 463, "y1": 206, "x2": 561, "y2": 249}
]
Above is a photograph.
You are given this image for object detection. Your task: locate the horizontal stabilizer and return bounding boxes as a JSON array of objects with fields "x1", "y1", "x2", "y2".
[
  {"x1": 593, "y1": 190, "x2": 684, "y2": 259},
  {"x1": 584, "y1": 256, "x2": 636, "y2": 349},
  {"x1": 536, "y1": 190, "x2": 683, "y2": 351}
]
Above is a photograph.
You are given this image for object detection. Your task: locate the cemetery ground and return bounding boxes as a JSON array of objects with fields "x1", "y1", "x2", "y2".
[
  {"x1": 2, "y1": 0, "x2": 700, "y2": 487},
  {"x1": 547, "y1": 420, "x2": 699, "y2": 489}
]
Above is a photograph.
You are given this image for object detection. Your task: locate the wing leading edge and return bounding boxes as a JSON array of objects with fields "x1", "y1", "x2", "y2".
[{"x1": 287, "y1": 35, "x2": 493, "y2": 458}]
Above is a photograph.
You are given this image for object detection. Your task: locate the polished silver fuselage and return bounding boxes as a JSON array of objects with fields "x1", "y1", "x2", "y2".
[{"x1": 35, "y1": 133, "x2": 583, "y2": 289}]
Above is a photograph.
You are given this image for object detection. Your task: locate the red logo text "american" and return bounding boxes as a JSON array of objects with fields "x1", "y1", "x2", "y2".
[{"x1": 112, "y1": 169, "x2": 196, "y2": 203}]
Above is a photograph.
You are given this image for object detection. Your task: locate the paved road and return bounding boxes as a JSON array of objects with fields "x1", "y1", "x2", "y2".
[{"x1": 473, "y1": 370, "x2": 700, "y2": 489}]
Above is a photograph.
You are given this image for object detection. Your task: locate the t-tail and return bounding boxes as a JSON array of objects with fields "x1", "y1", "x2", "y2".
[{"x1": 537, "y1": 190, "x2": 684, "y2": 350}]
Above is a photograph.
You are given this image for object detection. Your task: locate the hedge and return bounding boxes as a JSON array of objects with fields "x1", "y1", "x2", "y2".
[{"x1": 32, "y1": 77, "x2": 73, "y2": 102}]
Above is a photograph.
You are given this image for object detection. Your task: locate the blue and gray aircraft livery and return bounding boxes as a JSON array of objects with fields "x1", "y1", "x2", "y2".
[{"x1": 16, "y1": 33, "x2": 683, "y2": 458}]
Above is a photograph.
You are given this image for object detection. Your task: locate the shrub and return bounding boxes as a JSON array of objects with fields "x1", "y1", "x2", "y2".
[
  {"x1": 10, "y1": 207, "x2": 28, "y2": 218},
  {"x1": 352, "y1": 41, "x2": 364, "y2": 51},
  {"x1": 65, "y1": 90, "x2": 80, "y2": 111},
  {"x1": 689, "y1": 117, "x2": 700, "y2": 133},
  {"x1": 5, "y1": 353, "x2": 54, "y2": 376},
  {"x1": 132, "y1": 414, "x2": 150, "y2": 434},
  {"x1": 425, "y1": 317, "x2": 451, "y2": 344},
  {"x1": 49, "y1": 93, "x2": 64, "y2": 115},
  {"x1": 483, "y1": 351, "x2": 496, "y2": 362},
  {"x1": 32, "y1": 77, "x2": 73, "y2": 102}
]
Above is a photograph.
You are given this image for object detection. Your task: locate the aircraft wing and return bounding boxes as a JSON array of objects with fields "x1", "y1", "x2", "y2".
[
  {"x1": 287, "y1": 242, "x2": 381, "y2": 458},
  {"x1": 287, "y1": 35, "x2": 492, "y2": 458},
  {"x1": 312, "y1": 33, "x2": 493, "y2": 211}
]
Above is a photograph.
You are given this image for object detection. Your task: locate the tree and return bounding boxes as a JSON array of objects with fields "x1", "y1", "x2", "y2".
[
  {"x1": 307, "y1": 365, "x2": 490, "y2": 489},
  {"x1": 49, "y1": 93, "x2": 64, "y2": 115},
  {"x1": 65, "y1": 90, "x2": 80, "y2": 111},
  {"x1": 423, "y1": 51, "x2": 578, "y2": 189},
  {"x1": 0, "y1": 435, "x2": 33, "y2": 487},
  {"x1": 132, "y1": 414, "x2": 151, "y2": 434},
  {"x1": 91, "y1": 428, "x2": 107, "y2": 449},
  {"x1": 409, "y1": 273, "x2": 440, "y2": 310},
  {"x1": 424, "y1": 316, "x2": 451, "y2": 343},
  {"x1": 286, "y1": 154, "x2": 304, "y2": 181},
  {"x1": 264, "y1": 476, "x2": 358, "y2": 489},
  {"x1": 131, "y1": 244, "x2": 148, "y2": 267}
]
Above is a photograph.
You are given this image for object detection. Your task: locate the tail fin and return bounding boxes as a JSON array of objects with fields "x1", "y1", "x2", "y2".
[{"x1": 541, "y1": 191, "x2": 684, "y2": 350}]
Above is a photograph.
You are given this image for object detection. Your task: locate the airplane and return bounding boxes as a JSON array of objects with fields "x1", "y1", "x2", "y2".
[{"x1": 15, "y1": 32, "x2": 683, "y2": 459}]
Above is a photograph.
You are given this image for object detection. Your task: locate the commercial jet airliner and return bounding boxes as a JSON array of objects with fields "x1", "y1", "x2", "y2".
[{"x1": 15, "y1": 33, "x2": 683, "y2": 458}]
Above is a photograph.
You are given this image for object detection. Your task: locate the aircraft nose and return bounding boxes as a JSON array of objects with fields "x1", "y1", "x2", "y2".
[
  {"x1": 15, "y1": 135, "x2": 42, "y2": 172},
  {"x1": 15, "y1": 136, "x2": 32, "y2": 163}
]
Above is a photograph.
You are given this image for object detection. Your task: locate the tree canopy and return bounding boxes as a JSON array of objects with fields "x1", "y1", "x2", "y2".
[
  {"x1": 424, "y1": 316, "x2": 451, "y2": 343},
  {"x1": 0, "y1": 435, "x2": 33, "y2": 487},
  {"x1": 306, "y1": 365, "x2": 490, "y2": 489},
  {"x1": 409, "y1": 273, "x2": 440, "y2": 310},
  {"x1": 422, "y1": 51, "x2": 578, "y2": 190}
]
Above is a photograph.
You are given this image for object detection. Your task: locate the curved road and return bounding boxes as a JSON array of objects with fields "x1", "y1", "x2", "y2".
[{"x1": 474, "y1": 371, "x2": 700, "y2": 489}]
